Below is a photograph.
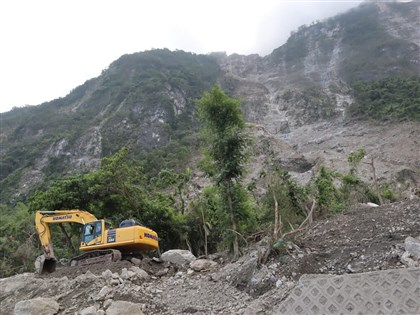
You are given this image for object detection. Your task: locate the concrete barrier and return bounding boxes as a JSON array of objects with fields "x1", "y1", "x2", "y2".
[{"x1": 275, "y1": 267, "x2": 419, "y2": 314}]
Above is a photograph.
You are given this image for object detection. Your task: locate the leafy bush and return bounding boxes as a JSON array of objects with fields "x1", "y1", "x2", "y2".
[{"x1": 0, "y1": 203, "x2": 37, "y2": 277}]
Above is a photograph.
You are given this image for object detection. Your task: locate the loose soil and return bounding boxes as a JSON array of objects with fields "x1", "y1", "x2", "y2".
[{"x1": 270, "y1": 199, "x2": 420, "y2": 280}]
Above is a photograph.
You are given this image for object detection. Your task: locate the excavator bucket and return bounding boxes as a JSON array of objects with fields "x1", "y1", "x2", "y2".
[{"x1": 35, "y1": 254, "x2": 57, "y2": 274}]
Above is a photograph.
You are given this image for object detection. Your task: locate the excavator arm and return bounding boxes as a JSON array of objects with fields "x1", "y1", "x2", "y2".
[{"x1": 35, "y1": 210, "x2": 99, "y2": 273}]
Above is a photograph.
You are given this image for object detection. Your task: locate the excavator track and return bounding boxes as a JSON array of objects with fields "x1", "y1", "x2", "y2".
[{"x1": 69, "y1": 249, "x2": 122, "y2": 267}]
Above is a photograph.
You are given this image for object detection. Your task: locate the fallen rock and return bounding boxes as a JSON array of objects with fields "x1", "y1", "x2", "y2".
[
  {"x1": 155, "y1": 268, "x2": 169, "y2": 277},
  {"x1": 130, "y1": 266, "x2": 149, "y2": 280},
  {"x1": 102, "y1": 269, "x2": 113, "y2": 280},
  {"x1": 401, "y1": 252, "x2": 419, "y2": 267},
  {"x1": 214, "y1": 251, "x2": 259, "y2": 289},
  {"x1": 14, "y1": 298, "x2": 59, "y2": 315},
  {"x1": 161, "y1": 249, "x2": 196, "y2": 266},
  {"x1": 79, "y1": 305, "x2": 97, "y2": 315},
  {"x1": 95, "y1": 286, "x2": 112, "y2": 301},
  {"x1": 130, "y1": 258, "x2": 141, "y2": 266},
  {"x1": 249, "y1": 265, "x2": 278, "y2": 295},
  {"x1": 120, "y1": 268, "x2": 136, "y2": 280},
  {"x1": 106, "y1": 301, "x2": 144, "y2": 315},
  {"x1": 405, "y1": 236, "x2": 420, "y2": 259},
  {"x1": 190, "y1": 259, "x2": 218, "y2": 271}
]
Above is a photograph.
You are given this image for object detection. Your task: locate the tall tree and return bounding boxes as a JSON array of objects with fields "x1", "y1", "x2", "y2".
[{"x1": 198, "y1": 86, "x2": 249, "y2": 259}]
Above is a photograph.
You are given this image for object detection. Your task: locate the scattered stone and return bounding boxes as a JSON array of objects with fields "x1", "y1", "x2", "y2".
[
  {"x1": 190, "y1": 259, "x2": 218, "y2": 271},
  {"x1": 155, "y1": 268, "x2": 169, "y2": 277},
  {"x1": 14, "y1": 298, "x2": 60, "y2": 315},
  {"x1": 401, "y1": 252, "x2": 419, "y2": 267},
  {"x1": 161, "y1": 249, "x2": 196, "y2": 266},
  {"x1": 110, "y1": 279, "x2": 120, "y2": 286},
  {"x1": 405, "y1": 236, "x2": 420, "y2": 259},
  {"x1": 103, "y1": 299, "x2": 113, "y2": 309},
  {"x1": 96, "y1": 286, "x2": 112, "y2": 301},
  {"x1": 102, "y1": 269, "x2": 113, "y2": 280},
  {"x1": 120, "y1": 268, "x2": 136, "y2": 280},
  {"x1": 130, "y1": 258, "x2": 141, "y2": 266},
  {"x1": 79, "y1": 305, "x2": 97, "y2": 315},
  {"x1": 130, "y1": 266, "x2": 149, "y2": 280},
  {"x1": 175, "y1": 271, "x2": 184, "y2": 278},
  {"x1": 105, "y1": 301, "x2": 144, "y2": 315}
]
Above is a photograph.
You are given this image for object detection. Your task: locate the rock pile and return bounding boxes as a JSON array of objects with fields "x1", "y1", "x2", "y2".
[{"x1": 1, "y1": 200, "x2": 419, "y2": 314}]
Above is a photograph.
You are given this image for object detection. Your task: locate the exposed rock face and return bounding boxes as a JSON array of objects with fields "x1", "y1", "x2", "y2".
[{"x1": 0, "y1": 1, "x2": 418, "y2": 201}]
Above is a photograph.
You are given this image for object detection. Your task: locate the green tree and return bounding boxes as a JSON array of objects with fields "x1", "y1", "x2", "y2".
[
  {"x1": 29, "y1": 148, "x2": 183, "y2": 252},
  {"x1": 260, "y1": 168, "x2": 307, "y2": 239},
  {"x1": 197, "y1": 85, "x2": 251, "y2": 258},
  {"x1": 315, "y1": 166, "x2": 343, "y2": 214},
  {"x1": 0, "y1": 203, "x2": 37, "y2": 277}
]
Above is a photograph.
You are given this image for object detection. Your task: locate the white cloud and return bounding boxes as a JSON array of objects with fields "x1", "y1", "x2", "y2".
[{"x1": 0, "y1": 0, "x2": 361, "y2": 113}]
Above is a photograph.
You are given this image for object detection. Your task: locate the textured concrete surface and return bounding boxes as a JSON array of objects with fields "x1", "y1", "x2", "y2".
[{"x1": 275, "y1": 267, "x2": 419, "y2": 314}]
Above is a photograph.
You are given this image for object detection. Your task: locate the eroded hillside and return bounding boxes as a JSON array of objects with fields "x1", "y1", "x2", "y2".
[{"x1": 0, "y1": 2, "x2": 419, "y2": 203}]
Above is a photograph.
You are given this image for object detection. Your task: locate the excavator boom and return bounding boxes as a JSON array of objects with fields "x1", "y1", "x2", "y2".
[{"x1": 35, "y1": 210, "x2": 99, "y2": 273}]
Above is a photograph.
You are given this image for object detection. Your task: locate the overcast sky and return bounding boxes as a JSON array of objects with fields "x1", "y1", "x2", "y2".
[{"x1": 0, "y1": 0, "x2": 364, "y2": 113}]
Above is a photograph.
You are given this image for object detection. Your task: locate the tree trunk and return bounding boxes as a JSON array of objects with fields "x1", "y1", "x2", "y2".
[
  {"x1": 226, "y1": 180, "x2": 239, "y2": 259},
  {"x1": 273, "y1": 190, "x2": 279, "y2": 240},
  {"x1": 370, "y1": 158, "x2": 383, "y2": 205},
  {"x1": 201, "y1": 206, "x2": 208, "y2": 257}
]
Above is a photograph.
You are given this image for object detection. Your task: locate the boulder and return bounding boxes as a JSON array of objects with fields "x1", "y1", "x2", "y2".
[
  {"x1": 14, "y1": 298, "x2": 59, "y2": 315},
  {"x1": 400, "y1": 252, "x2": 419, "y2": 267},
  {"x1": 405, "y1": 236, "x2": 420, "y2": 259},
  {"x1": 102, "y1": 269, "x2": 113, "y2": 280},
  {"x1": 120, "y1": 268, "x2": 136, "y2": 280},
  {"x1": 190, "y1": 259, "x2": 218, "y2": 271},
  {"x1": 79, "y1": 306, "x2": 97, "y2": 315},
  {"x1": 161, "y1": 249, "x2": 196, "y2": 266},
  {"x1": 106, "y1": 301, "x2": 144, "y2": 315},
  {"x1": 95, "y1": 286, "x2": 112, "y2": 301},
  {"x1": 130, "y1": 266, "x2": 149, "y2": 280},
  {"x1": 130, "y1": 257, "x2": 141, "y2": 266}
]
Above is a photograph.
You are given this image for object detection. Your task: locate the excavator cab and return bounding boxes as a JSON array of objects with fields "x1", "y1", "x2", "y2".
[{"x1": 82, "y1": 221, "x2": 103, "y2": 244}]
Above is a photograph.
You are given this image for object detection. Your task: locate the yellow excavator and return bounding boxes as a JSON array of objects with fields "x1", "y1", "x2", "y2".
[{"x1": 35, "y1": 210, "x2": 159, "y2": 274}]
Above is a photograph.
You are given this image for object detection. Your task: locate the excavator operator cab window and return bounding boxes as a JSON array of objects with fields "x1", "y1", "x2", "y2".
[{"x1": 82, "y1": 221, "x2": 102, "y2": 244}]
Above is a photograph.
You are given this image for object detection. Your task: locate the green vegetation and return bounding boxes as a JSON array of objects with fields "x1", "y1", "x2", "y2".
[
  {"x1": 349, "y1": 77, "x2": 420, "y2": 121},
  {"x1": 0, "y1": 203, "x2": 37, "y2": 277},
  {"x1": 258, "y1": 169, "x2": 308, "y2": 238},
  {"x1": 197, "y1": 86, "x2": 254, "y2": 258},
  {"x1": 0, "y1": 136, "x2": 408, "y2": 277}
]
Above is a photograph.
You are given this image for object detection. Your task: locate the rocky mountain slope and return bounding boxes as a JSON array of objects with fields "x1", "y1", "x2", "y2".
[
  {"x1": 1, "y1": 200, "x2": 419, "y2": 314},
  {"x1": 217, "y1": 1, "x2": 420, "y2": 189},
  {"x1": 1, "y1": 1, "x2": 419, "y2": 203}
]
